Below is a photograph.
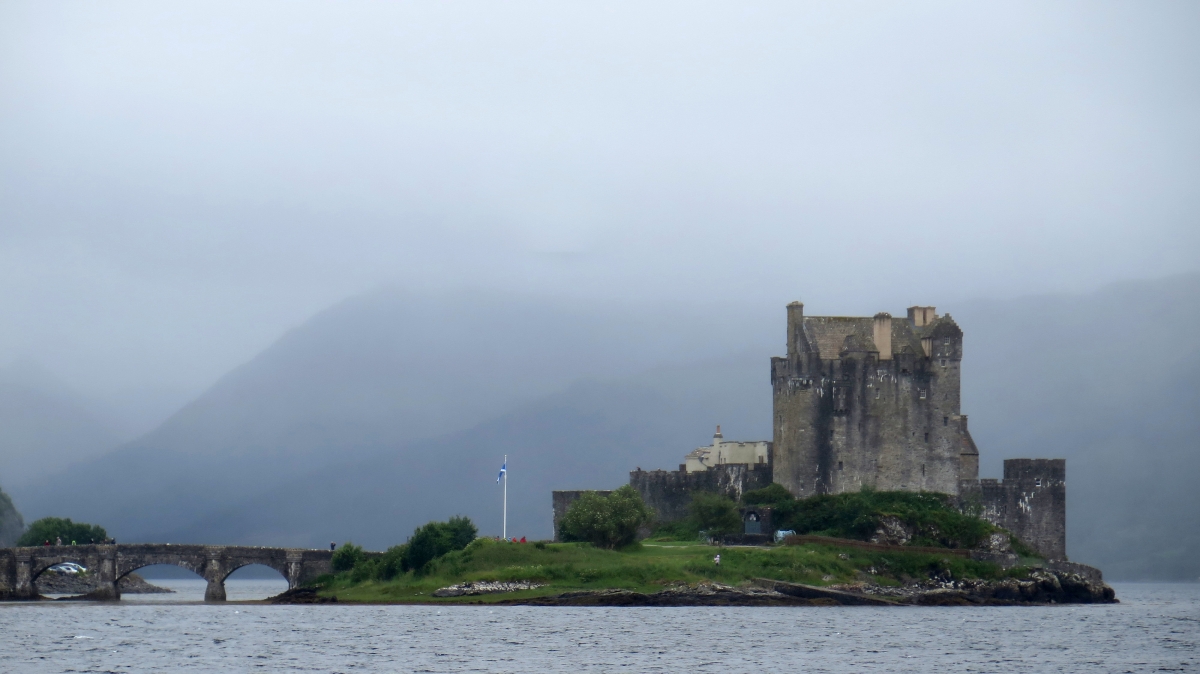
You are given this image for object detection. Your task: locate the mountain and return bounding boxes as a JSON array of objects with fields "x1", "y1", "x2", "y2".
[
  {"x1": 10, "y1": 290, "x2": 777, "y2": 541},
  {"x1": 155, "y1": 352, "x2": 771, "y2": 548},
  {"x1": 12, "y1": 276, "x2": 1198, "y2": 580},
  {"x1": 956, "y1": 274, "x2": 1200, "y2": 580},
  {"x1": 0, "y1": 361, "x2": 124, "y2": 488}
]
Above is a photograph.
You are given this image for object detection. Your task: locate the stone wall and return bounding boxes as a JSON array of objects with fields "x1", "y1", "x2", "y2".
[
  {"x1": 959, "y1": 459, "x2": 1067, "y2": 560},
  {"x1": 629, "y1": 464, "x2": 773, "y2": 524}
]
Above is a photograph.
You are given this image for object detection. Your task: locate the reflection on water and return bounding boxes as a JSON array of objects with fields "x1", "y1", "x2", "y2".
[{"x1": 1, "y1": 583, "x2": 1196, "y2": 673}]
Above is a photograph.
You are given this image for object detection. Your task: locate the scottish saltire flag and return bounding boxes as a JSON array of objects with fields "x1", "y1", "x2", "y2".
[{"x1": 497, "y1": 460, "x2": 506, "y2": 483}]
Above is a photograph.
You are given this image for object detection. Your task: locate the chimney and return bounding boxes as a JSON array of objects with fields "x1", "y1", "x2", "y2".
[
  {"x1": 872, "y1": 312, "x2": 892, "y2": 360},
  {"x1": 714, "y1": 425, "x2": 723, "y2": 444},
  {"x1": 907, "y1": 305, "x2": 937, "y2": 327},
  {"x1": 786, "y1": 301, "x2": 804, "y2": 359}
]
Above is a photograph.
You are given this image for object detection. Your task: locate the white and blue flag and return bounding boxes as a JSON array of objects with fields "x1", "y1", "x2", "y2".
[{"x1": 497, "y1": 460, "x2": 506, "y2": 483}]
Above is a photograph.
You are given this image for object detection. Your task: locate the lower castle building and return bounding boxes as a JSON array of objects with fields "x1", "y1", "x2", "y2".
[{"x1": 553, "y1": 300, "x2": 1069, "y2": 560}]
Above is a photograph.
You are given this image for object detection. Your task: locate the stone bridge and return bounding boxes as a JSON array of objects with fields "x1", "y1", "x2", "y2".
[{"x1": 0, "y1": 544, "x2": 334, "y2": 601}]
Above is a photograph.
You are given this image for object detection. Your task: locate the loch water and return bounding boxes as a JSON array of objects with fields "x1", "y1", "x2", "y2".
[{"x1": 1, "y1": 581, "x2": 1196, "y2": 673}]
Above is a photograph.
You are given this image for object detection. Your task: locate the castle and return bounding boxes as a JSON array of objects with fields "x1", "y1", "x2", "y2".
[
  {"x1": 771, "y1": 302, "x2": 977, "y2": 495},
  {"x1": 556, "y1": 300, "x2": 1068, "y2": 560}
]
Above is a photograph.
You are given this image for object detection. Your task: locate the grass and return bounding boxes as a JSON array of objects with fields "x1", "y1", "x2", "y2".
[{"x1": 314, "y1": 537, "x2": 1028, "y2": 603}]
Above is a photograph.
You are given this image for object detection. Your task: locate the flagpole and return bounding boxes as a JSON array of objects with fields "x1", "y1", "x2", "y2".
[{"x1": 502, "y1": 454, "x2": 508, "y2": 540}]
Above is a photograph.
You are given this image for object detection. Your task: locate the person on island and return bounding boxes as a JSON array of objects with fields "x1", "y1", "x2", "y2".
[
  {"x1": 520, "y1": 536, "x2": 527, "y2": 543},
  {"x1": 714, "y1": 554, "x2": 721, "y2": 567},
  {"x1": 56, "y1": 536, "x2": 62, "y2": 546},
  {"x1": 330, "y1": 541, "x2": 336, "y2": 551}
]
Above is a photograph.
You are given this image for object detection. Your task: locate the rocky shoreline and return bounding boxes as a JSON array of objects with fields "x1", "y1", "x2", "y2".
[
  {"x1": 501, "y1": 570, "x2": 1116, "y2": 607},
  {"x1": 36, "y1": 571, "x2": 173, "y2": 596},
  {"x1": 272, "y1": 568, "x2": 1116, "y2": 607}
]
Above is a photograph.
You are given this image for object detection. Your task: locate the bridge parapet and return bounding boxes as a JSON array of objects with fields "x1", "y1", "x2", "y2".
[{"x1": 0, "y1": 544, "x2": 334, "y2": 601}]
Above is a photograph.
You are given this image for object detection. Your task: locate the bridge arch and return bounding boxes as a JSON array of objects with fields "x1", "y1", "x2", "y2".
[
  {"x1": 27, "y1": 552, "x2": 101, "y2": 596},
  {"x1": 1, "y1": 544, "x2": 334, "y2": 601}
]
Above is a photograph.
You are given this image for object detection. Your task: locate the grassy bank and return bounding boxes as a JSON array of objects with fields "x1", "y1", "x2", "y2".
[{"x1": 314, "y1": 538, "x2": 1030, "y2": 603}]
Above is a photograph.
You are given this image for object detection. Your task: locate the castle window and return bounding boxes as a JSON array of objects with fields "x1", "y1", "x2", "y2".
[
  {"x1": 924, "y1": 432, "x2": 929, "y2": 442},
  {"x1": 1035, "y1": 478, "x2": 1042, "y2": 487},
  {"x1": 875, "y1": 389, "x2": 880, "y2": 399},
  {"x1": 940, "y1": 359, "x2": 946, "y2": 366},
  {"x1": 838, "y1": 461, "x2": 843, "y2": 471},
  {"x1": 918, "y1": 388, "x2": 927, "y2": 399},
  {"x1": 943, "y1": 416, "x2": 949, "y2": 426},
  {"x1": 921, "y1": 464, "x2": 926, "y2": 476}
]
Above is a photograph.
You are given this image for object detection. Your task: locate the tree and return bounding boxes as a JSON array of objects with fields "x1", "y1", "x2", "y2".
[
  {"x1": 689, "y1": 492, "x2": 741, "y2": 536},
  {"x1": 0, "y1": 488, "x2": 23, "y2": 547},
  {"x1": 17, "y1": 517, "x2": 107, "y2": 547},
  {"x1": 558, "y1": 485, "x2": 653, "y2": 549},
  {"x1": 401, "y1": 516, "x2": 478, "y2": 573},
  {"x1": 332, "y1": 543, "x2": 364, "y2": 572}
]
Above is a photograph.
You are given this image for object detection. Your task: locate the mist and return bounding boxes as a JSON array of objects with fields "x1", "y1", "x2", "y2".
[{"x1": 1, "y1": 3, "x2": 1198, "y2": 579}]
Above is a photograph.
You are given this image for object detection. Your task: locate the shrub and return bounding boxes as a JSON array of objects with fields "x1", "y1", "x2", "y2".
[
  {"x1": 689, "y1": 492, "x2": 741, "y2": 536},
  {"x1": 17, "y1": 517, "x2": 107, "y2": 547},
  {"x1": 558, "y1": 485, "x2": 653, "y2": 549},
  {"x1": 332, "y1": 543, "x2": 364, "y2": 572},
  {"x1": 753, "y1": 487, "x2": 1005, "y2": 550},
  {"x1": 649, "y1": 519, "x2": 701, "y2": 541},
  {"x1": 377, "y1": 545, "x2": 407, "y2": 580},
  {"x1": 401, "y1": 516, "x2": 478, "y2": 573}
]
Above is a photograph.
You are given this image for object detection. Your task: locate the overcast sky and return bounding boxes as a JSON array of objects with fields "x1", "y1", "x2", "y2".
[{"x1": 1, "y1": 1, "x2": 1198, "y2": 418}]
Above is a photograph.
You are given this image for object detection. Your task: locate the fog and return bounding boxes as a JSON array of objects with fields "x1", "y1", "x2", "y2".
[
  {"x1": 1, "y1": 3, "x2": 1198, "y2": 578},
  {"x1": 2, "y1": 2, "x2": 1197, "y2": 414}
]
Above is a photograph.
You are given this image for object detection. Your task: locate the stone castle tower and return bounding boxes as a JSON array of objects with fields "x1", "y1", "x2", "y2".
[{"x1": 770, "y1": 302, "x2": 980, "y2": 497}]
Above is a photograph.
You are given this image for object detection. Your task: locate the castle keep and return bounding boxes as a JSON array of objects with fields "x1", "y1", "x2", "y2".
[
  {"x1": 553, "y1": 299, "x2": 1070, "y2": 560},
  {"x1": 770, "y1": 302, "x2": 979, "y2": 496}
]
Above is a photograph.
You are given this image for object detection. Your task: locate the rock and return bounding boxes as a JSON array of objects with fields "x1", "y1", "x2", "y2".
[
  {"x1": 505, "y1": 582, "x2": 809, "y2": 607},
  {"x1": 433, "y1": 581, "x2": 545, "y2": 597},
  {"x1": 36, "y1": 571, "x2": 173, "y2": 595},
  {"x1": 860, "y1": 569, "x2": 1117, "y2": 605},
  {"x1": 870, "y1": 516, "x2": 914, "y2": 546},
  {"x1": 976, "y1": 532, "x2": 1012, "y2": 553},
  {"x1": 269, "y1": 587, "x2": 337, "y2": 604}
]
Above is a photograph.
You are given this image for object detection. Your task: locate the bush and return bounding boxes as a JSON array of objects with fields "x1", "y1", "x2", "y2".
[
  {"x1": 689, "y1": 492, "x2": 741, "y2": 536},
  {"x1": 377, "y1": 545, "x2": 407, "y2": 580},
  {"x1": 401, "y1": 516, "x2": 478, "y2": 573},
  {"x1": 748, "y1": 487, "x2": 1004, "y2": 550},
  {"x1": 332, "y1": 543, "x2": 364, "y2": 572},
  {"x1": 558, "y1": 485, "x2": 653, "y2": 549},
  {"x1": 17, "y1": 517, "x2": 107, "y2": 547}
]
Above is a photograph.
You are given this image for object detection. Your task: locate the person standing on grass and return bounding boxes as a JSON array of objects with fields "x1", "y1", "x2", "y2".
[{"x1": 714, "y1": 554, "x2": 721, "y2": 567}]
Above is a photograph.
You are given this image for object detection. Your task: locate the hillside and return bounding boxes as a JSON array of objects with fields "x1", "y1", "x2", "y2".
[
  {"x1": 0, "y1": 362, "x2": 124, "y2": 487},
  {"x1": 10, "y1": 291, "x2": 775, "y2": 543}
]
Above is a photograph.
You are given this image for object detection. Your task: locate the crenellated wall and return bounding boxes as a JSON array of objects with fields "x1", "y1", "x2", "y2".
[{"x1": 959, "y1": 459, "x2": 1067, "y2": 560}]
